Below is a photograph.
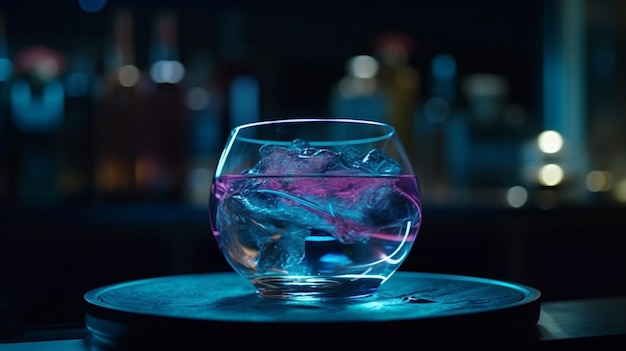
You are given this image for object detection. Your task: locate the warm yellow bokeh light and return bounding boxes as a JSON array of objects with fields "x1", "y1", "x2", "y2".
[
  {"x1": 538, "y1": 163, "x2": 564, "y2": 186},
  {"x1": 537, "y1": 130, "x2": 563, "y2": 154},
  {"x1": 615, "y1": 179, "x2": 626, "y2": 203},
  {"x1": 586, "y1": 170, "x2": 613, "y2": 192}
]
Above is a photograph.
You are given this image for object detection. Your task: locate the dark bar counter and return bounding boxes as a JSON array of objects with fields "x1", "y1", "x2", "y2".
[{"x1": 0, "y1": 296, "x2": 625, "y2": 350}]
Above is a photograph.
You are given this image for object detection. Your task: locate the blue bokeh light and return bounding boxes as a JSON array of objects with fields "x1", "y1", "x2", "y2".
[
  {"x1": 78, "y1": 0, "x2": 108, "y2": 13},
  {"x1": 149, "y1": 60, "x2": 185, "y2": 84},
  {"x1": 0, "y1": 58, "x2": 12, "y2": 81},
  {"x1": 431, "y1": 53, "x2": 456, "y2": 81},
  {"x1": 229, "y1": 75, "x2": 259, "y2": 128}
]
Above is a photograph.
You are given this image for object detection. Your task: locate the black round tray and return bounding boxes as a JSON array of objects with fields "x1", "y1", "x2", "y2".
[{"x1": 84, "y1": 271, "x2": 541, "y2": 349}]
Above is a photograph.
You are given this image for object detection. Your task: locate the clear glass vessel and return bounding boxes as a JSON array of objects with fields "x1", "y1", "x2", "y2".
[{"x1": 209, "y1": 118, "x2": 422, "y2": 301}]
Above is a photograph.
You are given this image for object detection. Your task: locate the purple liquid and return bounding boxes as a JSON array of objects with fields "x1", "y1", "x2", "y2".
[{"x1": 210, "y1": 174, "x2": 421, "y2": 282}]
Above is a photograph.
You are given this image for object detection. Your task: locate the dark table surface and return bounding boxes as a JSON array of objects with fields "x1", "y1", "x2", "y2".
[{"x1": 1, "y1": 293, "x2": 625, "y2": 350}]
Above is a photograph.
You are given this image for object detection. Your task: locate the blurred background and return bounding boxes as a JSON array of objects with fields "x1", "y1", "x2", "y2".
[{"x1": 1, "y1": 0, "x2": 625, "y2": 334}]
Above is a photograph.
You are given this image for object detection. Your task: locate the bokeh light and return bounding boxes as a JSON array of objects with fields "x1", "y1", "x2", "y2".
[
  {"x1": 0, "y1": 58, "x2": 12, "y2": 81},
  {"x1": 117, "y1": 65, "x2": 140, "y2": 87},
  {"x1": 585, "y1": 170, "x2": 613, "y2": 192},
  {"x1": 432, "y1": 53, "x2": 456, "y2": 81},
  {"x1": 348, "y1": 55, "x2": 378, "y2": 79},
  {"x1": 78, "y1": 0, "x2": 108, "y2": 13},
  {"x1": 185, "y1": 87, "x2": 211, "y2": 111},
  {"x1": 537, "y1": 130, "x2": 563, "y2": 154},
  {"x1": 538, "y1": 163, "x2": 564, "y2": 186},
  {"x1": 615, "y1": 179, "x2": 626, "y2": 203},
  {"x1": 149, "y1": 60, "x2": 185, "y2": 84},
  {"x1": 506, "y1": 185, "x2": 528, "y2": 208}
]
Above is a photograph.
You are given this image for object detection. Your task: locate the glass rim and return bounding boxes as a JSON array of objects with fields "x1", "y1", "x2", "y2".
[{"x1": 230, "y1": 118, "x2": 396, "y2": 146}]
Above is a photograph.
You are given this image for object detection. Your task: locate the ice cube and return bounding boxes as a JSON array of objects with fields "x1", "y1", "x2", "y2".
[
  {"x1": 218, "y1": 173, "x2": 354, "y2": 272},
  {"x1": 217, "y1": 139, "x2": 414, "y2": 273},
  {"x1": 360, "y1": 149, "x2": 401, "y2": 175},
  {"x1": 247, "y1": 140, "x2": 337, "y2": 175}
]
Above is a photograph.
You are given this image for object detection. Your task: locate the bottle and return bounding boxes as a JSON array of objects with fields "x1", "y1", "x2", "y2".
[
  {"x1": 10, "y1": 45, "x2": 66, "y2": 206},
  {"x1": 374, "y1": 33, "x2": 420, "y2": 156},
  {"x1": 0, "y1": 12, "x2": 12, "y2": 204},
  {"x1": 184, "y1": 49, "x2": 223, "y2": 208},
  {"x1": 60, "y1": 49, "x2": 98, "y2": 204},
  {"x1": 416, "y1": 53, "x2": 459, "y2": 200},
  {"x1": 136, "y1": 9, "x2": 187, "y2": 202},
  {"x1": 94, "y1": 7, "x2": 142, "y2": 202},
  {"x1": 329, "y1": 54, "x2": 388, "y2": 122},
  {"x1": 214, "y1": 10, "x2": 260, "y2": 145}
]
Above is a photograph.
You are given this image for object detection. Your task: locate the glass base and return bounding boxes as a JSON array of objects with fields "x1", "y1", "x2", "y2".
[{"x1": 250, "y1": 275, "x2": 384, "y2": 301}]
